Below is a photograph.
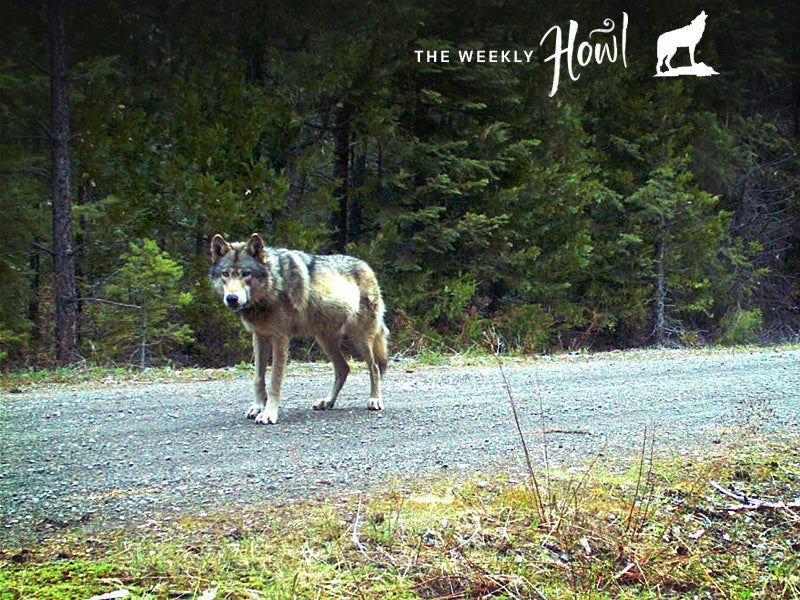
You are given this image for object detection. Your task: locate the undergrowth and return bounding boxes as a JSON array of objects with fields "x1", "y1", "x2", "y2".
[
  {"x1": 2, "y1": 435, "x2": 798, "y2": 599},
  {"x1": 0, "y1": 363, "x2": 250, "y2": 391},
  {"x1": 3, "y1": 343, "x2": 797, "y2": 391}
]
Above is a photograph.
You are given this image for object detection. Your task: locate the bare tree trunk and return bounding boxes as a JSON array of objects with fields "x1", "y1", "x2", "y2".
[
  {"x1": 28, "y1": 235, "x2": 41, "y2": 349},
  {"x1": 49, "y1": 0, "x2": 79, "y2": 363},
  {"x1": 332, "y1": 102, "x2": 352, "y2": 253},
  {"x1": 652, "y1": 214, "x2": 668, "y2": 346},
  {"x1": 349, "y1": 138, "x2": 365, "y2": 241},
  {"x1": 140, "y1": 310, "x2": 148, "y2": 371}
]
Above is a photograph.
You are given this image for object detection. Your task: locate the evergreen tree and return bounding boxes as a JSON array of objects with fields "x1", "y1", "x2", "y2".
[
  {"x1": 90, "y1": 239, "x2": 193, "y2": 369},
  {"x1": 1, "y1": 0, "x2": 798, "y2": 366}
]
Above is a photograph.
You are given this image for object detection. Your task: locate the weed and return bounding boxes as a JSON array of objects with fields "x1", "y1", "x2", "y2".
[{"x1": 1, "y1": 438, "x2": 798, "y2": 598}]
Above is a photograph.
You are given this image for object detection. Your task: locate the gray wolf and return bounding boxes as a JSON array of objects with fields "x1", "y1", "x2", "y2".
[
  {"x1": 656, "y1": 11, "x2": 707, "y2": 74},
  {"x1": 210, "y1": 233, "x2": 389, "y2": 424}
]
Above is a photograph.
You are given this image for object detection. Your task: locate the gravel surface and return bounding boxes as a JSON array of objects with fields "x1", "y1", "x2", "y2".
[{"x1": 2, "y1": 347, "x2": 799, "y2": 545}]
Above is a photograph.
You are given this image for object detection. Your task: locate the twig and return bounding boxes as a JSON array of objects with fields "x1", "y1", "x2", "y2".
[
  {"x1": 80, "y1": 297, "x2": 141, "y2": 309},
  {"x1": 527, "y1": 429, "x2": 592, "y2": 436},
  {"x1": 709, "y1": 480, "x2": 800, "y2": 512},
  {"x1": 535, "y1": 374, "x2": 553, "y2": 513},
  {"x1": 32, "y1": 242, "x2": 54, "y2": 256},
  {"x1": 640, "y1": 430, "x2": 658, "y2": 529},
  {"x1": 625, "y1": 426, "x2": 655, "y2": 538},
  {"x1": 320, "y1": 498, "x2": 368, "y2": 600},
  {"x1": 485, "y1": 331, "x2": 547, "y2": 525},
  {"x1": 352, "y1": 494, "x2": 370, "y2": 561},
  {"x1": 26, "y1": 57, "x2": 51, "y2": 77}
]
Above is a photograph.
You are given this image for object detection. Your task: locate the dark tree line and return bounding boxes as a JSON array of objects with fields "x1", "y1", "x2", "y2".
[{"x1": 1, "y1": 0, "x2": 798, "y2": 367}]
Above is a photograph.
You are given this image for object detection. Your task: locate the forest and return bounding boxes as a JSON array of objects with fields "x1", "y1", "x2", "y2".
[{"x1": 1, "y1": 0, "x2": 798, "y2": 368}]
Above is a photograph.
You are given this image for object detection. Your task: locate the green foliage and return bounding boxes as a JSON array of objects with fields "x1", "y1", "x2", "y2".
[
  {"x1": 89, "y1": 239, "x2": 193, "y2": 368},
  {"x1": 0, "y1": 0, "x2": 798, "y2": 365},
  {"x1": 0, "y1": 329, "x2": 26, "y2": 364},
  {"x1": 182, "y1": 274, "x2": 252, "y2": 366},
  {"x1": 718, "y1": 308, "x2": 764, "y2": 345},
  {"x1": 0, "y1": 37, "x2": 50, "y2": 364}
]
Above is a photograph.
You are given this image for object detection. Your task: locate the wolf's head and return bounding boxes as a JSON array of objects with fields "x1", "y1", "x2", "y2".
[
  {"x1": 209, "y1": 233, "x2": 269, "y2": 311},
  {"x1": 693, "y1": 10, "x2": 707, "y2": 25}
]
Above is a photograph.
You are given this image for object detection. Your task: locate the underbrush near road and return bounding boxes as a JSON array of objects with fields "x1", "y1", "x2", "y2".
[{"x1": 2, "y1": 433, "x2": 798, "y2": 599}]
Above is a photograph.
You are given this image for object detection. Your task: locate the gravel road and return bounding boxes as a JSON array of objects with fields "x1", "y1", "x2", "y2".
[{"x1": 2, "y1": 348, "x2": 799, "y2": 545}]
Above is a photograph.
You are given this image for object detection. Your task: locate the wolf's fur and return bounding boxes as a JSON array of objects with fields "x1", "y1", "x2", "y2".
[
  {"x1": 656, "y1": 11, "x2": 707, "y2": 74},
  {"x1": 210, "y1": 233, "x2": 389, "y2": 424}
]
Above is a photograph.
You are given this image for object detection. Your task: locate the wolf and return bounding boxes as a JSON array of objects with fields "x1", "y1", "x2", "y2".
[
  {"x1": 656, "y1": 11, "x2": 707, "y2": 74},
  {"x1": 210, "y1": 233, "x2": 389, "y2": 425}
]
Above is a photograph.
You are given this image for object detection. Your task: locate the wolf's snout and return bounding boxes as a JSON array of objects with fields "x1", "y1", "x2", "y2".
[{"x1": 225, "y1": 294, "x2": 241, "y2": 307}]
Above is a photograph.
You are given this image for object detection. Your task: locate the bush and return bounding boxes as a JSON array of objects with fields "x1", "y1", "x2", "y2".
[{"x1": 717, "y1": 308, "x2": 763, "y2": 345}]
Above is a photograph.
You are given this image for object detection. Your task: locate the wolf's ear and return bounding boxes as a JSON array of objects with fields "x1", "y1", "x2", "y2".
[
  {"x1": 246, "y1": 233, "x2": 266, "y2": 262},
  {"x1": 210, "y1": 234, "x2": 230, "y2": 262}
]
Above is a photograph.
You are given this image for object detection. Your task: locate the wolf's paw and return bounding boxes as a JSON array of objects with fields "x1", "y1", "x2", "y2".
[
  {"x1": 367, "y1": 398, "x2": 383, "y2": 411},
  {"x1": 245, "y1": 403, "x2": 264, "y2": 419},
  {"x1": 254, "y1": 407, "x2": 278, "y2": 425},
  {"x1": 312, "y1": 397, "x2": 336, "y2": 411}
]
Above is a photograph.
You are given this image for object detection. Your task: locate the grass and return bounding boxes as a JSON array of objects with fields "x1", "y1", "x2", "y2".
[
  {"x1": 0, "y1": 363, "x2": 251, "y2": 392},
  {"x1": 3, "y1": 343, "x2": 798, "y2": 391},
  {"x1": 2, "y1": 434, "x2": 798, "y2": 599},
  {"x1": 3, "y1": 347, "x2": 799, "y2": 598}
]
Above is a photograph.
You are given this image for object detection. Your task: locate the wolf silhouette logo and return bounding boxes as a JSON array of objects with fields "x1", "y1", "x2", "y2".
[{"x1": 655, "y1": 11, "x2": 718, "y2": 77}]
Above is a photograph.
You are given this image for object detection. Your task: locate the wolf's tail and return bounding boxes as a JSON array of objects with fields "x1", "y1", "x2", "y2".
[{"x1": 374, "y1": 323, "x2": 390, "y2": 376}]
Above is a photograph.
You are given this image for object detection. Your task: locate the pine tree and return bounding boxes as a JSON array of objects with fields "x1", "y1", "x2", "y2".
[
  {"x1": 48, "y1": 0, "x2": 80, "y2": 362},
  {"x1": 91, "y1": 240, "x2": 193, "y2": 369}
]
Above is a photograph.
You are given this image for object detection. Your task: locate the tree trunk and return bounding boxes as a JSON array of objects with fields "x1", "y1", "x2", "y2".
[
  {"x1": 652, "y1": 214, "x2": 668, "y2": 346},
  {"x1": 332, "y1": 102, "x2": 352, "y2": 253},
  {"x1": 140, "y1": 310, "x2": 148, "y2": 371},
  {"x1": 28, "y1": 245, "x2": 40, "y2": 348},
  {"x1": 349, "y1": 138, "x2": 365, "y2": 241},
  {"x1": 49, "y1": 0, "x2": 79, "y2": 363}
]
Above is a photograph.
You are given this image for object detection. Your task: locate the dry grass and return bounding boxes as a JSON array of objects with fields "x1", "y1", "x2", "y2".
[{"x1": 2, "y1": 433, "x2": 799, "y2": 599}]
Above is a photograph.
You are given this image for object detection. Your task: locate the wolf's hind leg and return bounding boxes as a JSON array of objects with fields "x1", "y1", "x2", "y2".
[
  {"x1": 247, "y1": 333, "x2": 270, "y2": 419},
  {"x1": 663, "y1": 49, "x2": 675, "y2": 71},
  {"x1": 313, "y1": 335, "x2": 350, "y2": 410}
]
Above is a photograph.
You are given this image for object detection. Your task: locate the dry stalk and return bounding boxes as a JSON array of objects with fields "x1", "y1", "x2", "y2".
[
  {"x1": 624, "y1": 426, "x2": 656, "y2": 540},
  {"x1": 485, "y1": 331, "x2": 548, "y2": 526}
]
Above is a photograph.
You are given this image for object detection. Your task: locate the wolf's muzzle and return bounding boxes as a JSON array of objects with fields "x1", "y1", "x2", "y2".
[{"x1": 225, "y1": 294, "x2": 247, "y2": 309}]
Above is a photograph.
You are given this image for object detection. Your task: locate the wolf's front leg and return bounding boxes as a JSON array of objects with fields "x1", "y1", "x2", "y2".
[
  {"x1": 255, "y1": 335, "x2": 287, "y2": 425},
  {"x1": 247, "y1": 333, "x2": 270, "y2": 420}
]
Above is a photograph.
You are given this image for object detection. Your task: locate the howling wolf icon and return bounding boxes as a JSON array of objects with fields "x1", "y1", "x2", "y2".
[{"x1": 655, "y1": 11, "x2": 718, "y2": 77}]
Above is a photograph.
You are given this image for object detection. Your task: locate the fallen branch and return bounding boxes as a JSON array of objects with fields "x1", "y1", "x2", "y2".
[
  {"x1": 709, "y1": 480, "x2": 800, "y2": 512},
  {"x1": 526, "y1": 429, "x2": 593, "y2": 436}
]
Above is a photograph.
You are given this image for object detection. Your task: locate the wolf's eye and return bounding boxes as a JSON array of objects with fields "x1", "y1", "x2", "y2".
[
  {"x1": 241, "y1": 270, "x2": 251, "y2": 278},
  {"x1": 221, "y1": 270, "x2": 230, "y2": 278}
]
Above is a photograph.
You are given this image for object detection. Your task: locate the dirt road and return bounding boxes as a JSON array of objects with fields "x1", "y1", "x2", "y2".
[{"x1": 2, "y1": 348, "x2": 799, "y2": 544}]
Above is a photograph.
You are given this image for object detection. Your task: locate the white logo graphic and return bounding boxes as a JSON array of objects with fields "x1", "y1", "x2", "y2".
[{"x1": 655, "y1": 11, "x2": 718, "y2": 77}]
